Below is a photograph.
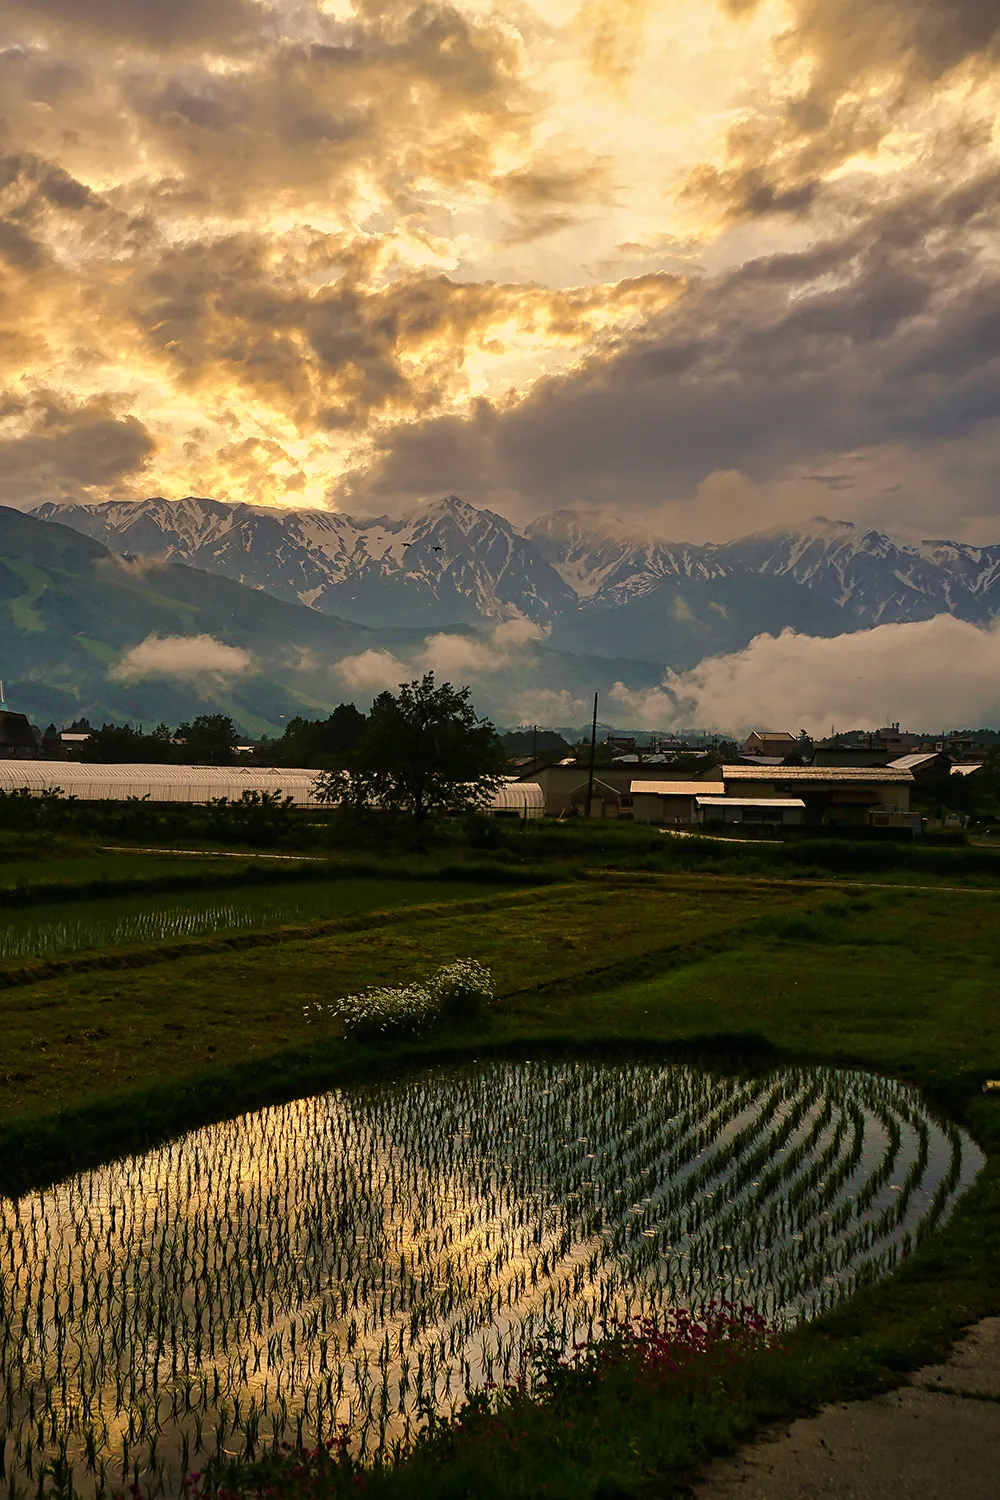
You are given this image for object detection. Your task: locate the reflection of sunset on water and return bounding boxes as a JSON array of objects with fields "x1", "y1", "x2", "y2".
[{"x1": 0, "y1": 1059, "x2": 982, "y2": 1494}]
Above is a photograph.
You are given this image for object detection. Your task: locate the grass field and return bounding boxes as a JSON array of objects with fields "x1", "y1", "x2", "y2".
[
  {"x1": 1, "y1": 845, "x2": 999, "y2": 1499},
  {"x1": 0, "y1": 876, "x2": 812, "y2": 1127},
  {"x1": 0, "y1": 875, "x2": 522, "y2": 963},
  {"x1": 0, "y1": 848, "x2": 250, "y2": 889}
]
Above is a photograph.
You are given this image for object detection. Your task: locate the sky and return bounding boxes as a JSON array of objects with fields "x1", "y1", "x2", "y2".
[{"x1": 0, "y1": 0, "x2": 999, "y2": 543}]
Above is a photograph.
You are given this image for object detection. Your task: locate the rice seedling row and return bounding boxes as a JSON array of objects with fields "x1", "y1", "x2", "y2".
[
  {"x1": 0, "y1": 1060, "x2": 981, "y2": 1496},
  {"x1": 0, "y1": 881, "x2": 493, "y2": 963}
]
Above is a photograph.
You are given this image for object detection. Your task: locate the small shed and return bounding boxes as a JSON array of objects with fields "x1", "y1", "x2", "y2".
[
  {"x1": 630, "y1": 780, "x2": 709, "y2": 825},
  {"x1": 487, "y1": 781, "x2": 544, "y2": 818}
]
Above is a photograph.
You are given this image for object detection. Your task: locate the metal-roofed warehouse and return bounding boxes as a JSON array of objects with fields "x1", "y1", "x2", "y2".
[{"x1": 719, "y1": 764, "x2": 918, "y2": 833}]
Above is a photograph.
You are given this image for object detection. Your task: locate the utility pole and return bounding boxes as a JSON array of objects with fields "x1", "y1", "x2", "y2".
[
  {"x1": 584, "y1": 692, "x2": 598, "y2": 819},
  {"x1": 532, "y1": 722, "x2": 537, "y2": 772}
]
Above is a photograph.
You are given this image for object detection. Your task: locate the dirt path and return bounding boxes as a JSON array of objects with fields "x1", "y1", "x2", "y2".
[
  {"x1": 100, "y1": 844, "x2": 326, "y2": 860},
  {"x1": 694, "y1": 1318, "x2": 1000, "y2": 1499}
]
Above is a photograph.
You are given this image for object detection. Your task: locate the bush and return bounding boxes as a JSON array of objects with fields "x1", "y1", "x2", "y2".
[
  {"x1": 328, "y1": 982, "x2": 438, "y2": 1044},
  {"x1": 428, "y1": 958, "x2": 496, "y2": 1020},
  {"x1": 305, "y1": 959, "x2": 497, "y2": 1044}
]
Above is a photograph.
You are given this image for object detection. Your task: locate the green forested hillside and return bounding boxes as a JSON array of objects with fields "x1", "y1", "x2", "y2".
[
  {"x1": 0, "y1": 507, "x2": 385, "y2": 731},
  {"x1": 1, "y1": 508, "x2": 664, "y2": 732}
]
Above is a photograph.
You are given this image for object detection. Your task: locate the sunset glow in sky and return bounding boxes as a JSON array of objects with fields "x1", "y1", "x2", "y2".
[{"x1": 1, "y1": 0, "x2": 999, "y2": 538}]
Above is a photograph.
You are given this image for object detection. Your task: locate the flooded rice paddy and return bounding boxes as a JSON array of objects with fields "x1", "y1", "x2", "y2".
[
  {"x1": 0, "y1": 1059, "x2": 983, "y2": 1495},
  {"x1": 0, "y1": 879, "x2": 492, "y2": 962}
]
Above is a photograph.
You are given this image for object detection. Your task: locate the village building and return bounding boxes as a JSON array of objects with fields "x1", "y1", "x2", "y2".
[
  {"x1": 813, "y1": 744, "x2": 893, "y2": 768},
  {"x1": 742, "y1": 730, "x2": 799, "y2": 758},
  {"x1": 888, "y1": 751, "x2": 951, "y2": 780},
  {"x1": 0, "y1": 683, "x2": 42, "y2": 759},
  {"x1": 694, "y1": 796, "x2": 806, "y2": 828},
  {"x1": 715, "y1": 764, "x2": 918, "y2": 833},
  {"x1": 936, "y1": 732, "x2": 997, "y2": 761},
  {"x1": 873, "y1": 723, "x2": 922, "y2": 755},
  {"x1": 516, "y1": 758, "x2": 918, "y2": 831},
  {"x1": 630, "y1": 780, "x2": 715, "y2": 825},
  {"x1": 513, "y1": 759, "x2": 713, "y2": 818},
  {"x1": 627, "y1": 764, "x2": 918, "y2": 832}
]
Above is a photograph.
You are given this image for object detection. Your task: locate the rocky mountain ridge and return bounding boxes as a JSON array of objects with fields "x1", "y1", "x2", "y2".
[
  {"x1": 2, "y1": 505, "x2": 659, "y2": 729},
  {"x1": 33, "y1": 496, "x2": 1000, "y2": 667}
]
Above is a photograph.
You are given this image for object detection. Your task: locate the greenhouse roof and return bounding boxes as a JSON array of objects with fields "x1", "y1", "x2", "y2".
[
  {"x1": 489, "y1": 782, "x2": 544, "y2": 814},
  {"x1": 0, "y1": 762, "x2": 322, "y2": 804}
]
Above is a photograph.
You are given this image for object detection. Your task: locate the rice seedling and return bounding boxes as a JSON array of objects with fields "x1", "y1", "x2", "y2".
[
  {"x1": 0, "y1": 1060, "x2": 982, "y2": 1497},
  {"x1": 0, "y1": 882, "x2": 497, "y2": 963}
]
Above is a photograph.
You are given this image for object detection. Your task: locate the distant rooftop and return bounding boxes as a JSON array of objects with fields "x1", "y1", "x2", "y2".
[
  {"x1": 697, "y1": 796, "x2": 806, "y2": 810},
  {"x1": 723, "y1": 765, "x2": 914, "y2": 783},
  {"x1": 631, "y1": 780, "x2": 710, "y2": 796}
]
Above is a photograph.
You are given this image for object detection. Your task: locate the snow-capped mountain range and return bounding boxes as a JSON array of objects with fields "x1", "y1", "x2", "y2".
[{"x1": 32, "y1": 495, "x2": 1000, "y2": 668}]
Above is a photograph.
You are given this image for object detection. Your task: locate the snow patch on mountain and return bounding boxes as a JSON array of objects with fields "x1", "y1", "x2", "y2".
[{"x1": 31, "y1": 494, "x2": 1000, "y2": 667}]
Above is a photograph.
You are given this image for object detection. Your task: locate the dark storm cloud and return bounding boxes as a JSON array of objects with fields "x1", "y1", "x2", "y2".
[
  {"x1": 493, "y1": 161, "x2": 612, "y2": 245},
  {"x1": 124, "y1": 227, "x2": 682, "y2": 429},
  {"x1": 0, "y1": 152, "x2": 102, "y2": 218},
  {"x1": 770, "y1": 0, "x2": 1000, "y2": 99},
  {"x1": 335, "y1": 167, "x2": 1000, "y2": 512},
  {"x1": 700, "y1": 0, "x2": 1000, "y2": 218},
  {"x1": 0, "y1": 0, "x2": 270, "y2": 51},
  {"x1": 0, "y1": 396, "x2": 156, "y2": 504},
  {"x1": 112, "y1": 8, "x2": 527, "y2": 214},
  {"x1": 0, "y1": 218, "x2": 45, "y2": 269}
]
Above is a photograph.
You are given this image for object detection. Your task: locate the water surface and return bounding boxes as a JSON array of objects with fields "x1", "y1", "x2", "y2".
[{"x1": 0, "y1": 1059, "x2": 982, "y2": 1493}]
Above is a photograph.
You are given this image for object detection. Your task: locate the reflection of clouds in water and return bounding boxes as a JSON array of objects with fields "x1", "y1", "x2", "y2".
[{"x1": 0, "y1": 1061, "x2": 982, "y2": 1494}]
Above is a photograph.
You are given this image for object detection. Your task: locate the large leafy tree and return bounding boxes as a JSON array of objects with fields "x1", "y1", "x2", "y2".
[
  {"x1": 174, "y1": 714, "x2": 238, "y2": 764},
  {"x1": 278, "y1": 704, "x2": 366, "y2": 768},
  {"x1": 316, "y1": 674, "x2": 505, "y2": 826}
]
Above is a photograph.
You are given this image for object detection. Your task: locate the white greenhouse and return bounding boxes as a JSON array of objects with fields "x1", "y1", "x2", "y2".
[
  {"x1": 0, "y1": 763, "x2": 324, "y2": 805},
  {"x1": 488, "y1": 781, "x2": 544, "y2": 818},
  {"x1": 0, "y1": 764, "x2": 546, "y2": 815}
]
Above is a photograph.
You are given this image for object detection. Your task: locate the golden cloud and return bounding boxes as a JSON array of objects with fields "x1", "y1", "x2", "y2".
[{"x1": 0, "y1": 0, "x2": 995, "y2": 518}]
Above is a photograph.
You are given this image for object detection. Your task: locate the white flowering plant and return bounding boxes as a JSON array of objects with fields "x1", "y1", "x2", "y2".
[
  {"x1": 427, "y1": 958, "x2": 496, "y2": 1020},
  {"x1": 304, "y1": 958, "x2": 496, "y2": 1044}
]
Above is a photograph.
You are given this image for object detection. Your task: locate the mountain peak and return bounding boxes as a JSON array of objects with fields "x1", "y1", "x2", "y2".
[
  {"x1": 744, "y1": 515, "x2": 857, "y2": 543},
  {"x1": 806, "y1": 515, "x2": 856, "y2": 531},
  {"x1": 417, "y1": 493, "x2": 521, "y2": 542},
  {"x1": 26, "y1": 494, "x2": 1000, "y2": 662},
  {"x1": 434, "y1": 494, "x2": 478, "y2": 517}
]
